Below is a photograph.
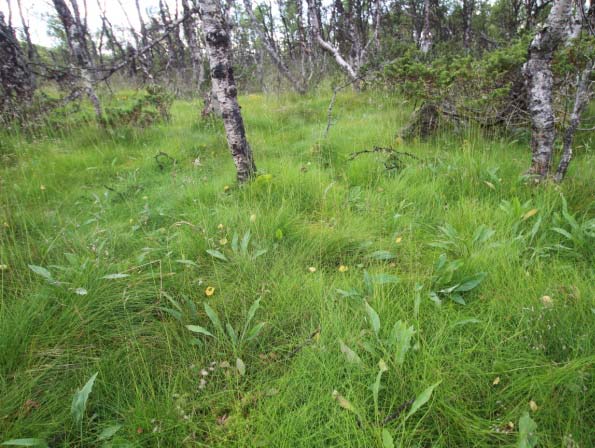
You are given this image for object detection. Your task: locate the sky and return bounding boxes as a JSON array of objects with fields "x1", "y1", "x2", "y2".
[{"x1": 2, "y1": 0, "x2": 168, "y2": 46}]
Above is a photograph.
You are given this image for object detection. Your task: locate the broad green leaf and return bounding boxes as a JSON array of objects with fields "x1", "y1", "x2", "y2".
[
  {"x1": 517, "y1": 412, "x2": 538, "y2": 448},
  {"x1": 1, "y1": 439, "x2": 48, "y2": 447},
  {"x1": 252, "y1": 249, "x2": 268, "y2": 259},
  {"x1": 71, "y1": 372, "x2": 98, "y2": 424},
  {"x1": 97, "y1": 424, "x2": 122, "y2": 441},
  {"x1": 370, "y1": 274, "x2": 400, "y2": 285},
  {"x1": 186, "y1": 325, "x2": 214, "y2": 337},
  {"x1": 240, "y1": 230, "x2": 251, "y2": 255},
  {"x1": 390, "y1": 320, "x2": 415, "y2": 365},
  {"x1": 450, "y1": 293, "x2": 466, "y2": 305},
  {"x1": 405, "y1": 381, "x2": 441, "y2": 420},
  {"x1": 368, "y1": 250, "x2": 396, "y2": 261},
  {"x1": 206, "y1": 249, "x2": 228, "y2": 262},
  {"x1": 365, "y1": 302, "x2": 381, "y2": 336},
  {"x1": 159, "y1": 307, "x2": 182, "y2": 321},
  {"x1": 454, "y1": 273, "x2": 486, "y2": 292},
  {"x1": 226, "y1": 323, "x2": 238, "y2": 347},
  {"x1": 245, "y1": 322, "x2": 265, "y2": 342},
  {"x1": 28, "y1": 265, "x2": 53, "y2": 281},
  {"x1": 382, "y1": 429, "x2": 394, "y2": 448},
  {"x1": 339, "y1": 340, "x2": 362, "y2": 364},
  {"x1": 204, "y1": 303, "x2": 224, "y2": 334},
  {"x1": 101, "y1": 273, "x2": 129, "y2": 279},
  {"x1": 244, "y1": 298, "x2": 261, "y2": 329}
]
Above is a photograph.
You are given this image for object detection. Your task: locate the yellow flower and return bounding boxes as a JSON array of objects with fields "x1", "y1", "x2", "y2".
[
  {"x1": 308, "y1": 266, "x2": 317, "y2": 273},
  {"x1": 217, "y1": 223, "x2": 224, "y2": 230},
  {"x1": 338, "y1": 265, "x2": 348, "y2": 273},
  {"x1": 205, "y1": 286, "x2": 215, "y2": 297},
  {"x1": 40, "y1": 185, "x2": 46, "y2": 191},
  {"x1": 223, "y1": 185, "x2": 230, "y2": 192},
  {"x1": 395, "y1": 236, "x2": 403, "y2": 244},
  {"x1": 219, "y1": 238, "x2": 228, "y2": 245}
]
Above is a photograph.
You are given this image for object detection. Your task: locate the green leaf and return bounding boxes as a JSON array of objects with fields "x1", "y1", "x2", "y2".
[
  {"x1": 1, "y1": 439, "x2": 48, "y2": 447},
  {"x1": 28, "y1": 265, "x2": 53, "y2": 281},
  {"x1": 368, "y1": 250, "x2": 396, "y2": 261},
  {"x1": 159, "y1": 307, "x2": 182, "y2": 321},
  {"x1": 372, "y1": 359, "x2": 388, "y2": 415},
  {"x1": 454, "y1": 273, "x2": 486, "y2": 292},
  {"x1": 206, "y1": 249, "x2": 228, "y2": 262},
  {"x1": 381, "y1": 429, "x2": 394, "y2": 448},
  {"x1": 71, "y1": 372, "x2": 98, "y2": 424},
  {"x1": 244, "y1": 298, "x2": 261, "y2": 329},
  {"x1": 97, "y1": 424, "x2": 122, "y2": 441},
  {"x1": 226, "y1": 323, "x2": 238, "y2": 347},
  {"x1": 370, "y1": 274, "x2": 400, "y2": 285},
  {"x1": 252, "y1": 248, "x2": 268, "y2": 259},
  {"x1": 405, "y1": 381, "x2": 441, "y2": 420},
  {"x1": 240, "y1": 230, "x2": 251, "y2": 255},
  {"x1": 365, "y1": 301, "x2": 381, "y2": 336},
  {"x1": 517, "y1": 412, "x2": 538, "y2": 448},
  {"x1": 186, "y1": 325, "x2": 214, "y2": 337},
  {"x1": 339, "y1": 340, "x2": 362, "y2": 364},
  {"x1": 204, "y1": 303, "x2": 224, "y2": 334},
  {"x1": 390, "y1": 320, "x2": 415, "y2": 365},
  {"x1": 449, "y1": 293, "x2": 466, "y2": 305},
  {"x1": 101, "y1": 273, "x2": 129, "y2": 279},
  {"x1": 245, "y1": 322, "x2": 265, "y2": 342}
]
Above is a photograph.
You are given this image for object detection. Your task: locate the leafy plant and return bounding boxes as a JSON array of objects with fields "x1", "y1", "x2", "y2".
[
  {"x1": 550, "y1": 197, "x2": 595, "y2": 260},
  {"x1": 206, "y1": 230, "x2": 268, "y2": 263},
  {"x1": 430, "y1": 254, "x2": 486, "y2": 305},
  {"x1": 430, "y1": 223, "x2": 495, "y2": 258},
  {"x1": 186, "y1": 299, "x2": 265, "y2": 373}
]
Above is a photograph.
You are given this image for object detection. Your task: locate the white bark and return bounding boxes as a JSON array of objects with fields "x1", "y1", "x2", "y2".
[
  {"x1": 554, "y1": 61, "x2": 594, "y2": 182},
  {"x1": 306, "y1": 0, "x2": 359, "y2": 82},
  {"x1": 197, "y1": 0, "x2": 256, "y2": 183},
  {"x1": 242, "y1": 0, "x2": 306, "y2": 94},
  {"x1": 523, "y1": 0, "x2": 574, "y2": 178},
  {"x1": 419, "y1": 0, "x2": 432, "y2": 54}
]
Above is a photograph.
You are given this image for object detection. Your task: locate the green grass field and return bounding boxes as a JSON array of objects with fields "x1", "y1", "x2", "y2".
[{"x1": 1, "y1": 90, "x2": 595, "y2": 447}]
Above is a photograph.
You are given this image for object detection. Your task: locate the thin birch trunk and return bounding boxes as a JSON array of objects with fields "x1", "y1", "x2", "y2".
[
  {"x1": 197, "y1": 0, "x2": 256, "y2": 183},
  {"x1": 306, "y1": 0, "x2": 359, "y2": 82},
  {"x1": 523, "y1": 0, "x2": 573, "y2": 178},
  {"x1": 554, "y1": 61, "x2": 594, "y2": 182},
  {"x1": 242, "y1": 0, "x2": 306, "y2": 94}
]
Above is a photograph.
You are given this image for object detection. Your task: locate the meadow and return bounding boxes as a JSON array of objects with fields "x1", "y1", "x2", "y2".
[{"x1": 1, "y1": 89, "x2": 595, "y2": 447}]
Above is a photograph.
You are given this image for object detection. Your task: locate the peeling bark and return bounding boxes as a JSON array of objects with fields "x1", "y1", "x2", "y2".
[
  {"x1": 197, "y1": 0, "x2": 256, "y2": 183},
  {"x1": 554, "y1": 61, "x2": 594, "y2": 182},
  {"x1": 523, "y1": 0, "x2": 573, "y2": 178}
]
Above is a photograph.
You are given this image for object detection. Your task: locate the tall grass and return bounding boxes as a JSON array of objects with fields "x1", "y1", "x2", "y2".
[{"x1": 1, "y1": 89, "x2": 595, "y2": 447}]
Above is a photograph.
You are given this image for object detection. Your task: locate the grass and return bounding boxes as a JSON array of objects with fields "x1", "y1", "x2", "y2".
[{"x1": 1, "y1": 89, "x2": 595, "y2": 447}]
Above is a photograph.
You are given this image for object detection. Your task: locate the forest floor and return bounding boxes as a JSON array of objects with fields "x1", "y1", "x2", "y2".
[{"x1": 1, "y1": 90, "x2": 595, "y2": 447}]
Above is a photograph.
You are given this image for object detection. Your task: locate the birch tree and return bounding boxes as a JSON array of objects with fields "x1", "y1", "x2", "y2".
[
  {"x1": 522, "y1": 0, "x2": 573, "y2": 178},
  {"x1": 52, "y1": 0, "x2": 103, "y2": 120},
  {"x1": 197, "y1": 0, "x2": 256, "y2": 183}
]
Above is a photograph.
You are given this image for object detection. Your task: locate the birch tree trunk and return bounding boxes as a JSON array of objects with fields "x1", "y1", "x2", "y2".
[
  {"x1": 197, "y1": 0, "x2": 256, "y2": 183},
  {"x1": 52, "y1": 0, "x2": 103, "y2": 121},
  {"x1": 419, "y1": 0, "x2": 433, "y2": 54},
  {"x1": 306, "y1": 0, "x2": 359, "y2": 83},
  {"x1": 554, "y1": 61, "x2": 594, "y2": 182},
  {"x1": 242, "y1": 0, "x2": 306, "y2": 94},
  {"x1": 522, "y1": 0, "x2": 573, "y2": 178}
]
